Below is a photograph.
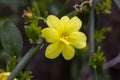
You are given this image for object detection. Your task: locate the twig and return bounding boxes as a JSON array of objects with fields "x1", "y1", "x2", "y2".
[
  {"x1": 73, "y1": 0, "x2": 93, "y2": 12},
  {"x1": 103, "y1": 54, "x2": 120, "y2": 70}
]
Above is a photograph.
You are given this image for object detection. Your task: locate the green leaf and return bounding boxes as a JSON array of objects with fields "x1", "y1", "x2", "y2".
[
  {"x1": 0, "y1": 49, "x2": 11, "y2": 64},
  {"x1": 71, "y1": 61, "x2": 81, "y2": 80},
  {"x1": 18, "y1": 71, "x2": 32, "y2": 80},
  {"x1": 0, "y1": 69, "x2": 5, "y2": 73},
  {"x1": 96, "y1": 0, "x2": 111, "y2": 14},
  {"x1": 0, "y1": 0, "x2": 26, "y2": 12},
  {"x1": 25, "y1": 25, "x2": 41, "y2": 44},
  {"x1": 1, "y1": 20, "x2": 23, "y2": 57},
  {"x1": 0, "y1": 20, "x2": 6, "y2": 43},
  {"x1": 94, "y1": 27, "x2": 111, "y2": 43},
  {"x1": 32, "y1": 2, "x2": 40, "y2": 16},
  {"x1": 6, "y1": 56, "x2": 17, "y2": 72},
  {"x1": 114, "y1": 0, "x2": 120, "y2": 9},
  {"x1": 71, "y1": 54, "x2": 83, "y2": 80},
  {"x1": 89, "y1": 47, "x2": 105, "y2": 69}
]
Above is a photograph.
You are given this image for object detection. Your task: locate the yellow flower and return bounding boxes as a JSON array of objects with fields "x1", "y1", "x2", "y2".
[
  {"x1": 42, "y1": 15, "x2": 87, "y2": 60},
  {"x1": 0, "y1": 72, "x2": 17, "y2": 80}
]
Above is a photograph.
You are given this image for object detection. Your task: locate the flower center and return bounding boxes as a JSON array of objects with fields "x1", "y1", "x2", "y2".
[{"x1": 60, "y1": 34, "x2": 69, "y2": 45}]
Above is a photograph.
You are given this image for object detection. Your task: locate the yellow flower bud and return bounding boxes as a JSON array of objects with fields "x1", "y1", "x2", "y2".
[{"x1": 0, "y1": 72, "x2": 17, "y2": 80}]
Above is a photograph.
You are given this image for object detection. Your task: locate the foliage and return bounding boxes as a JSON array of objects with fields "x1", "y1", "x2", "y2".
[
  {"x1": 25, "y1": 24, "x2": 42, "y2": 44},
  {"x1": 6, "y1": 56, "x2": 17, "y2": 72},
  {"x1": 96, "y1": 0, "x2": 112, "y2": 14},
  {"x1": 23, "y1": 3, "x2": 45, "y2": 44},
  {"x1": 18, "y1": 71, "x2": 32, "y2": 80},
  {"x1": 0, "y1": 20, "x2": 23, "y2": 57},
  {"x1": 89, "y1": 47, "x2": 105, "y2": 69},
  {"x1": 0, "y1": 0, "x2": 26, "y2": 12},
  {"x1": 0, "y1": 56, "x2": 32, "y2": 80},
  {"x1": 94, "y1": 27, "x2": 111, "y2": 43}
]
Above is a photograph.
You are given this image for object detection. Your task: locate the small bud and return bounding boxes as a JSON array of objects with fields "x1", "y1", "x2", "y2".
[
  {"x1": 25, "y1": 25, "x2": 41, "y2": 44},
  {"x1": 22, "y1": 10, "x2": 33, "y2": 19},
  {"x1": 89, "y1": 47, "x2": 105, "y2": 69},
  {"x1": 0, "y1": 72, "x2": 17, "y2": 80}
]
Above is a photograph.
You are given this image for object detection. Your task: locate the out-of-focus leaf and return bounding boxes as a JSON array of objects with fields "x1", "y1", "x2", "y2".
[
  {"x1": 25, "y1": 25, "x2": 41, "y2": 44},
  {"x1": 18, "y1": 71, "x2": 32, "y2": 80},
  {"x1": 32, "y1": 2, "x2": 40, "y2": 16},
  {"x1": 67, "y1": 11, "x2": 78, "y2": 18},
  {"x1": 6, "y1": 56, "x2": 17, "y2": 72},
  {"x1": 114, "y1": 0, "x2": 120, "y2": 9},
  {"x1": 0, "y1": 69, "x2": 4, "y2": 73},
  {"x1": 94, "y1": 27, "x2": 111, "y2": 43},
  {"x1": 71, "y1": 53, "x2": 83, "y2": 80},
  {"x1": 1, "y1": 20, "x2": 23, "y2": 57},
  {"x1": 0, "y1": 49, "x2": 11, "y2": 64},
  {"x1": 96, "y1": 0, "x2": 111, "y2": 14},
  {"x1": 0, "y1": 20, "x2": 5, "y2": 43},
  {"x1": 89, "y1": 47, "x2": 105, "y2": 69},
  {"x1": 71, "y1": 61, "x2": 82, "y2": 80},
  {"x1": 0, "y1": 0, "x2": 26, "y2": 12}
]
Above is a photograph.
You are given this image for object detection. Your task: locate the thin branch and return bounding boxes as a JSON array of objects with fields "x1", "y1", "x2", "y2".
[
  {"x1": 103, "y1": 53, "x2": 120, "y2": 70},
  {"x1": 73, "y1": 0, "x2": 93, "y2": 12}
]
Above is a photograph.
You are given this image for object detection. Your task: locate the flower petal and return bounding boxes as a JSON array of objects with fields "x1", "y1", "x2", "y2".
[
  {"x1": 45, "y1": 41, "x2": 63, "y2": 59},
  {"x1": 60, "y1": 16, "x2": 70, "y2": 32},
  {"x1": 46, "y1": 15, "x2": 61, "y2": 31},
  {"x1": 42, "y1": 28, "x2": 59, "y2": 43},
  {"x1": 62, "y1": 44, "x2": 75, "y2": 60},
  {"x1": 61, "y1": 16, "x2": 70, "y2": 26},
  {"x1": 68, "y1": 31, "x2": 87, "y2": 49},
  {"x1": 67, "y1": 16, "x2": 82, "y2": 33}
]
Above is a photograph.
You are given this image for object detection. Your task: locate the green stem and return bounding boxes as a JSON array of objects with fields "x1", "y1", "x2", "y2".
[
  {"x1": 89, "y1": 5, "x2": 95, "y2": 55},
  {"x1": 94, "y1": 68, "x2": 98, "y2": 80},
  {"x1": 89, "y1": 1, "x2": 97, "y2": 80},
  {"x1": 7, "y1": 39, "x2": 44, "y2": 80},
  {"x1": 67, "y1": 10, "x2": 78, "y2": 18},
  {"x1": 37, "y1": 16, "x2": 45, "y2": 21}
]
